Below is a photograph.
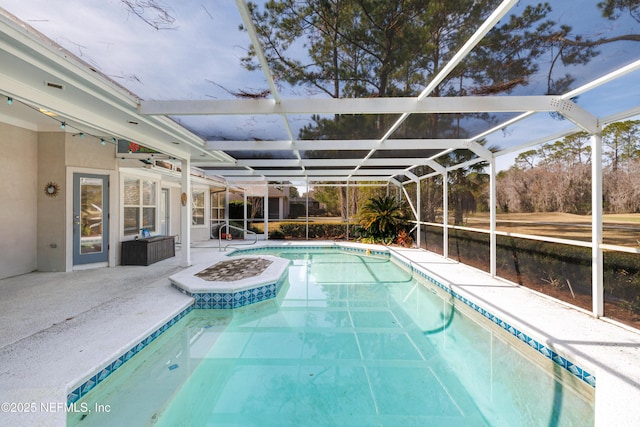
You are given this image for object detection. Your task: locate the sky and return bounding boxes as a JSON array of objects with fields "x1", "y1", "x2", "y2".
[
  {"x1": 0, "y1": 0, "x2": 268, "y2": 100},
  {"x1": 1, "y1": 0, "x2": 639, "y2": 173}
]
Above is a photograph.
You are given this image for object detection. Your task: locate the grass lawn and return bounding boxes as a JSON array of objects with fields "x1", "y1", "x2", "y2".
[
  {"x1": 244, "y1": 213, "x2": 640, "y2": 247},
  {"x1": 464, "y1": 212, "x2": 640, "y2": 247}
]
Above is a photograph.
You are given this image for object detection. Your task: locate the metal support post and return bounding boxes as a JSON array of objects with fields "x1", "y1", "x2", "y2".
[
  {"x1": 592, "y1": 132, "x2": 604, "y2": 317},
  {"x1": 180, "y1": 158, "x2": 191, "y2": 267},
  {"x1": 489, "y1": 157, "x2": 497, "y2": 277}
]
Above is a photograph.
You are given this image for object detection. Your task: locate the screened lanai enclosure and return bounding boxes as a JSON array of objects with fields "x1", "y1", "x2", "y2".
[{"x1": 1, "y1": 0, "x2": 640, "y2": 330}]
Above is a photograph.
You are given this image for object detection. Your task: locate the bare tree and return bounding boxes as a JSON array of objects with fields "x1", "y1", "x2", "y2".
[
  {"x1": 120, "y1": 0, "x2": 176, "y2": 30},
  {"x1": 498, "y1": 122, "x2": 640, "y2": 215}
]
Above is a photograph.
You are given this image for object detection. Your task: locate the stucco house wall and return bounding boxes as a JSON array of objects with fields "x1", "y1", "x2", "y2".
[
  {"x1": 0, "y1": 125, "x2": 119, "y2": 279},
  {"x1": 0, "y1": 122, "x2": 38, "y2": 279},
  {"x1": 1, "y1": 120, "x2": 222, "y2": 277},
  {"x1": 36, "y1": 132, "x2": 67, "y2": 272}
]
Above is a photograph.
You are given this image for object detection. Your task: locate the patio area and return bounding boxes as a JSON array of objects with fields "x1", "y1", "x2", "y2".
[{"x1": 0, "y1": 242, "x2": 639, "y2": 426}]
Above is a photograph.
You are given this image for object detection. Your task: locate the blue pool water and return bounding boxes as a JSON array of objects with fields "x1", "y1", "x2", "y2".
[{"x1": 68, "y1": 249, "x2": 594, "y2": 426}]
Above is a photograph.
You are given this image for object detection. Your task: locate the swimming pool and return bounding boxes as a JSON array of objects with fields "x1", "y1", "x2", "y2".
[{"x1": 68, "y1": 247, "x2": 594, "y2": 426}]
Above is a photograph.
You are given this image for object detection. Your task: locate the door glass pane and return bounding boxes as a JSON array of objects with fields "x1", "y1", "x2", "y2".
[{"x1": 80, "y1": 177, "x2": 103, "y2": 254}]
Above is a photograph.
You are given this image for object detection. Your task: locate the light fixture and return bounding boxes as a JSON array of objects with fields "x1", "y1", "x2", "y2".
[
  {"x1": 38, "y1": 108, "x2": 57, "y2": 117},
  {"x1": 7, "y1": 97, "x2": 12, "y2": 105},
  {"x1": 100, "y1": 138, "x2": 106, "y2": 145},
  {"x1": 60, "y1": 122, "x2": 66, "y2": 130}
]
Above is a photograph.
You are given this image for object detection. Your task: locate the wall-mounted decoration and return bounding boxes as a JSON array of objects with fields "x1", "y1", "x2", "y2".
[
  {"x1": 45, "y1": 181, "x2": 60, "y2": 198},
  {"x1": 181, "y1": 192, "x2": 187, "y2": 206},
  {"x1": 117, "y1": 139, "x2": 160, "y2": 156}
]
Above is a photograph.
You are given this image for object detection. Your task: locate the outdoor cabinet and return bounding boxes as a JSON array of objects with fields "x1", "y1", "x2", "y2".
[{"x1": 121, "y1": 236, "x2": 175, "y2": 266}]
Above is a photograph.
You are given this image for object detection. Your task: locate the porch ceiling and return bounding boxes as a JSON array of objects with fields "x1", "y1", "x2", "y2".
[{"x1": 0, "y1": 1, "x2": 639, "y2": 187}]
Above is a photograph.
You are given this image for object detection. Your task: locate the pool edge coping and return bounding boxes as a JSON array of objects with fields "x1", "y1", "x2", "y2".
[{"x1": 66, "y1": 302, "x2": 194, "y2": 405}]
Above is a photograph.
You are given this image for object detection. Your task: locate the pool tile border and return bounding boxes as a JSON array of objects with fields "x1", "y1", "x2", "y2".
[
  {"x1": 391, "y1": 256, "x2": 596, "y2": 388},
  {"x1": 237, "y1": 244, "x2": 596, "y2": 388},
  {"x1": 68, "y1": 243, "x2": 595, "y2": 407},
  {"x1": 68, "y1": 271, "x2": 288, "y2": 405},
  {"x1": 171, "y1": 274, "x2": 287, "y2": 309},
  {"x1": 235, "y1": 244, "x2": 389, "y2": 257},
  {"x1": 67, "y1": 305, "x2": 193, "y2": 405},
  {"x1": 169, "y1": 255, "x2": 290, "y2": 309}
]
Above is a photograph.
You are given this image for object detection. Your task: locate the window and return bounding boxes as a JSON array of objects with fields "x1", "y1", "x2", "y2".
[
  {"x1": 123, "y1": 177, "x2": 157, "y2": 236},
  {"x1": 192, "y1": 190, "x2": 205, "y2": 225},
  {"x1": 211, "y1": 189, "x2": 225, "y2": 223}
]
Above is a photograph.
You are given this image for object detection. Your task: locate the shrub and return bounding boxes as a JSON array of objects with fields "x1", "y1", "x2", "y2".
[
  {"x1": 277, "y1": 222, "x2": 357, "y2": 239},
  {"x1": 269, "y1": 230, "x2": 286, "y2": 239},
  {"x1": 358, "y1": 195, "x2": 407, "y2": 242},
  {"x1": 396, "y1": 230, "x2": 413, "y2": 247}
]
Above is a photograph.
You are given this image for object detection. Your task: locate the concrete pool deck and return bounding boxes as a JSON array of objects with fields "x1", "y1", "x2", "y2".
[{"x1": 0, "y1": 241, "x2": 639, "y2": 426}]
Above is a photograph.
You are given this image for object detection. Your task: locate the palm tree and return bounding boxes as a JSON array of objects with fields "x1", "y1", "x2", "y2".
[{"x1": 358, "y1": 195, "x2": 406, "y2": 242}]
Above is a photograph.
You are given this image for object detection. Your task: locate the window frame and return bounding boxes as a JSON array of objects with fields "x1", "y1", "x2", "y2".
[
  {"x1": 122, "y1": 176, "x2": 159, "y2": 237},
  {"x1": 191, "y1": 188, "x2": 206, "y2": 226},
  {"x1": 210, "y1": 188, "x2": 226, "y2": 224}
]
